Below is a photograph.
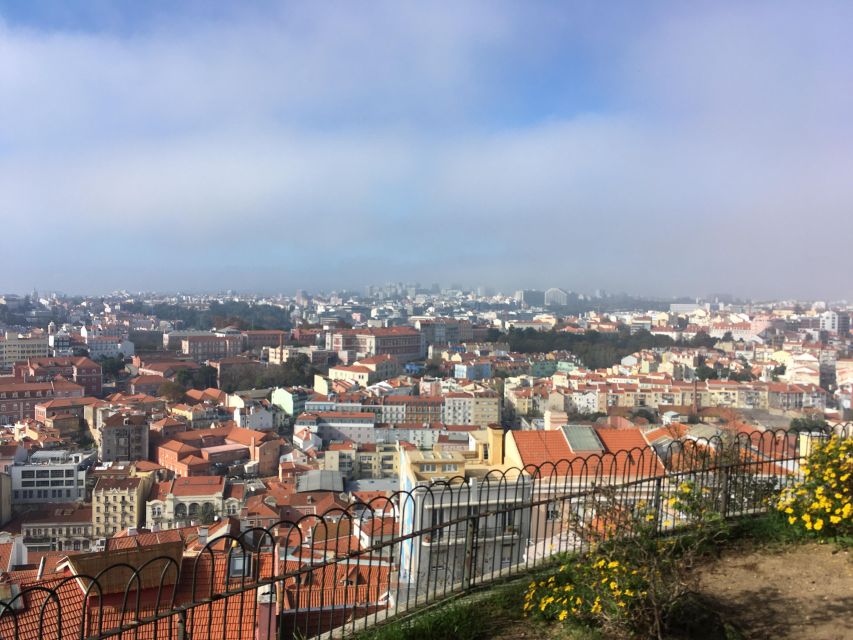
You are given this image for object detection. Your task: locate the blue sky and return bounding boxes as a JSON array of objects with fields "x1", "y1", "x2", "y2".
[{"x1": 1, "y1": 1, "x2": 852, "y2": 298}]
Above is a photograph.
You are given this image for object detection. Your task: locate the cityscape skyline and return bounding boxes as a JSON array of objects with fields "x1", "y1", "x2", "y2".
[
  {"x1": 1, "y1": 3, "x2": 851, "y2": 638},
  {"x1": 2, "y1": 1, "x2": 853, "y2": 298},
  {"x1": 3, "y1": 284, "x2": 849, "y2": 307}
]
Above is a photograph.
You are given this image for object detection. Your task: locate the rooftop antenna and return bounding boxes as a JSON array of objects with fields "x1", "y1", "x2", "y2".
[{"x1": 36, "y1": 556, "x2": 46, "y2": 580}]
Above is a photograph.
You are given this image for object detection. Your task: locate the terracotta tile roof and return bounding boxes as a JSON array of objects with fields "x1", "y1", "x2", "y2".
[
  {"x1": 0, "y1": 542, "x2": 13, "y2": 572},
  {"x1": 280, "y1": 560, "x2": 392, "y2": 611},
  {"x1": 0, "y1": 551, "x2": 270, "y2": 639},
  {"x1": 511, "y1": 427, "x2": 666, "y2": 479},
  {"x1": 511, "y1": 430, "x2": 574, "y2": 469}
]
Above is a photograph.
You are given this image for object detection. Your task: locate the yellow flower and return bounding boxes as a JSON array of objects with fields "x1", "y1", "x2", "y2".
[
  {"x1": 788, "y1": 516, "x2": 797, "y2": 525},
  {"x1": 830, "y1": 515, "x2": 841, "y2": 524},
  {"x1": 607, "y1": 560, "x2": 620, "y2": 568},
  {"x1": 558, "y1": 610, "x2": 568, "y2": 621},
  {"x1": 814, "y1": 519, "x2": 824, "y2": 531},
  {"x1": 784, "y1": 507, "x2": 794, "y2": 514}
]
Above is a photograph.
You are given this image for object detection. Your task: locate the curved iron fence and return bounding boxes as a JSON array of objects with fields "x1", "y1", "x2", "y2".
[{"x1": 0, "y1": 424, "x2": 849, "y2": 639}]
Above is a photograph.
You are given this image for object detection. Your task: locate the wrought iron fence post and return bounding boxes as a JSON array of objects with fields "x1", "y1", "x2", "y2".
[
  {"x1": 719, "y1": 467, "x2": 730, "y2": 517},
  {"x1": 652, "y1": 476, "x2": 663, "y2": 530},
  {"x1": 177, "y1": 610, "x2": 187, "y2": 640},
  {"x1": 462, "y1": 514, "x2": 478, "y2": 591}
]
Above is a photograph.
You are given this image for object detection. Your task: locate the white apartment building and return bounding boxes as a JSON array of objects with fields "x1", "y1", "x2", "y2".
[
  {"x1": 398, "y1": 443, "x2": 532, "y2": 588},
  {"x1": 443, "y1": 391, "x2": 501, "y2": 427},
  {"x1": 10, "y1": 449, "x2": 96, "y2": 504}
]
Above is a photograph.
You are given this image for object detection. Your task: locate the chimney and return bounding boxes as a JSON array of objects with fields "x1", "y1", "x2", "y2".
[
  {"x1": 36, "y1": 557, "x2": 46, "y2": 581},
  {"x1": 255, "y1": 583, "x2": 278, "y2": 640},
  {"x1": 198, "y1": 527, "x2": 208, "y2": 545},
  {"x1": 486, "y1": 423, "x2": 505, "y2": 466}
]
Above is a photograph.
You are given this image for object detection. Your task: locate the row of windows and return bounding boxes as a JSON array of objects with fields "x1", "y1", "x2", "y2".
[
  {"x1": 0, "y1": 390, "x2": 51, "y2": 399},
  {"x1": 14, "y1": 489, "x2": 77, "y2": 500},
  {"x1": 419, "y1": 463, "x2": 458, "y2": 472},
  {"x1": 95, "y1": 515, "x2": 131, "y2": 524},
  {"x1": 21, "y1": 469, "x2": 76, "y2": 478},
  {"x1": 20, "y1": 479, "x2": 79, "y2": 487},
  {"x1": 25, "y1": 526, "x2": 90, "y2": 536}
]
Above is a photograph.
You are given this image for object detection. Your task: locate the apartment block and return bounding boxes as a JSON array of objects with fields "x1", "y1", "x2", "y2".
[
  {"x1": 443, "y1": 390, "x2": 501, "y2": 427},
  {"x1": 98, "y1": 411, "x2": 150, "y2": 462},
  {"x1": 20, "y1": 503, "x2": 94, "y2": 552},
  {"x1": 321, "y1": 442, "x2": 398, "y2": 479},
  {"x1": 10, "y1": 449, "x2": 95, "y2": 504},
  {"x1": 0, "y1": 332, "x2": 49, "y2": 369},
  {"x1": 0, "y1": 379, "x2": 85, "y2": 424},
  {"x1": 12, "y1": 356, "x2": 103, "y2": 396},
  {"x1": 326, "y1": 327, "x2": 424, "y2": 362},
  {"x1": 181, "y1": 335, "x2": 243, "y2": 362},
  {"x1": 92, "y1": 476, "x2": 147, "y2": 538},
  {"x1": 398, "y1": 434, "x2": 532, "y2": 587}
]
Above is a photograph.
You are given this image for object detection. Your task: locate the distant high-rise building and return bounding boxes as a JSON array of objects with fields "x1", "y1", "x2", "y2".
[
  {"x1": 514, "y1": 289, "x2": 545, "y2": 307},
  {"x1": 544, "y1": 288, "x2": 569, "y2": 307},
  {"x1": 295, "y1": 289, "x2": 310, "y2": 306},
  {"x1": 820, "y1": 310, "x2": 850, "y2": 335}
]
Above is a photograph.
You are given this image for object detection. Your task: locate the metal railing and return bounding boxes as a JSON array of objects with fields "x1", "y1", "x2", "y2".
[{"x1": 0, "y1": 424, "x2": 848, "y2": 640}]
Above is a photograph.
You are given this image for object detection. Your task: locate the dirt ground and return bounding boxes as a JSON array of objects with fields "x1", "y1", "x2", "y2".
[
  {"x1": 695, "y1": 542, "x2": 853, "y2": 640},
  {"x1": 489, "y1": 543, "x2": 852, "y2": 640}
]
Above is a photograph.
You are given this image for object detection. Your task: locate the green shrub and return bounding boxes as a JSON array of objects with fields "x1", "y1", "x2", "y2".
[{"x1": 524, "y1": 480, "x2": 727, "y2": 639}]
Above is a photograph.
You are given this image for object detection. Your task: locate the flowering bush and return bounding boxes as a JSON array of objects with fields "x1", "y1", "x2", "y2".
[
  {"x1": 523, "y1": 557, "x2": 648, "y2": 631},
  {"x1": 524, "y1": 480, "x2": 727, "y2": 639},
  {"x1": 777, "y1": 435, "x2": 852, "y2": 538}
]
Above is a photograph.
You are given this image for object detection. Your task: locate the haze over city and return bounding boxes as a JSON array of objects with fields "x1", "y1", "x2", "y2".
[
  {"x1": 2, "y1": 1, "x2": 852, "y2": 298},
  {"x1": 2, "y1": 3, "x2": 853, "y2": 639}
]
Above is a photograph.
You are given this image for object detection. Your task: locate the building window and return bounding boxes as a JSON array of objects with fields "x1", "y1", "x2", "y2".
[{"x1": 228, "y1": 553, "x2": 252, "y2": 579}]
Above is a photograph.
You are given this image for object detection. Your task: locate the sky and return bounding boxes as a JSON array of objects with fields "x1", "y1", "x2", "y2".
[{"x1": 1, "y1": 1, "x2": 852, "y2": 299}]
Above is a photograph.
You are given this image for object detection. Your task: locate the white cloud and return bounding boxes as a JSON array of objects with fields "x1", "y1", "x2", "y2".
[{"x1": 0, "y1": 2, "x2": 851, "y2": 298}]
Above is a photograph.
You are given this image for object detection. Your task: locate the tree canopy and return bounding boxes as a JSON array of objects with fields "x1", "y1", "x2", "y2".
[
  {"x1": 497, "y1": 327, "x2": 718, "y2": 370},
  {"x1": 219, "y1": 355, "x2": 316, "y2": 392}
]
